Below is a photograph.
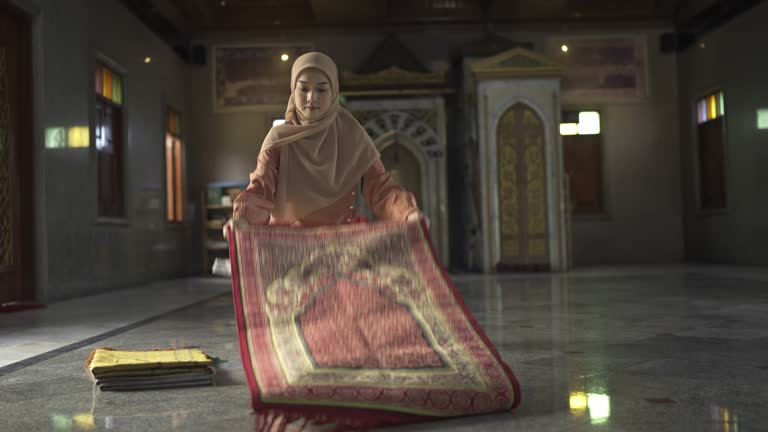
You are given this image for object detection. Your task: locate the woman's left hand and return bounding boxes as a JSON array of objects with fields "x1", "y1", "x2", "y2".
[{"x1": 406, "y1": 211, "x2": 431, "y2": 229}]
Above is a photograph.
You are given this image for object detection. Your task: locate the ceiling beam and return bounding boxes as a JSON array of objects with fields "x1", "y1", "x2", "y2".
[
  {"x1": 150, "y1": 0, "x2": 191, "y2": 34},
  {"x1": 660, "y1": 0, "x2": 763, "y2": 52},
  {"x1": 136, "y1": 0, "x2": 681, "y2": 37},
  {"x1": 309, "y1": 0, "x2": 386, "y2": 23},
  {"x1": 119, "y1": 0, "x2": 193, "y2": 61},
  {"x1": 187, "y1": 0, "x2": 213, "y2": 27}
]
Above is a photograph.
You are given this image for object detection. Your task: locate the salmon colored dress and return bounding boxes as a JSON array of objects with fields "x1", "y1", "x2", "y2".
[{"x1": 239, "y1": 147, "x2": 418, "y2": 227}]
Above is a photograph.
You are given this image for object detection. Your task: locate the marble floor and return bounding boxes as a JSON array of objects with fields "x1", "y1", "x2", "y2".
[
  {"x1": 1, "y1": 266, "x2": 768, "y2": 431},
  {"x1": 0, "y1": 278, "x2": 232, "y2": 369}
]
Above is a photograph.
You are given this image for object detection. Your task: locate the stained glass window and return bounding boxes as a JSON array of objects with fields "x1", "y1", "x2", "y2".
[
  {"x1": 95, "y1": 62, "x2": 125, "y2": 218},
  {"x1": 695, "y1": 90, "x2": 726, "y2": 210},
  {"x1": 696, "y1": 91, "x2": 724, "y2": 124},
  {"x1": 45, "y1": 127, "x2": 90, "y2": 149},
  {"x1": 112, "y1": 75, "x2": 122, "y2": 105},
  {"x1": 95, "y1": 64, "x2": 122, "y2": 105},
  {"x1": 166, "y1": 107, "x2": 184, "y2": 223},
  {"x1": 67, "y1": 127, "x2": 89, "y2": 148},
  {"x1": 102, "y1": 68, "x2": 112, "y2": 100},
  {"x1": 757, "y1": 109, "x2": 768, "y2": 130},
  {"x1": 45, "y1": 128, "x2": 67, "y2": 149}
]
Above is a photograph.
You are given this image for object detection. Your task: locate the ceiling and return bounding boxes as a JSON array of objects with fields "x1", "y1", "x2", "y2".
[
  {"x1": 132, "y1": 0, "x2": 687, "y2": 35},
  {"x1": 120, "y1": 0, "x2": 762, "y2": 57}
]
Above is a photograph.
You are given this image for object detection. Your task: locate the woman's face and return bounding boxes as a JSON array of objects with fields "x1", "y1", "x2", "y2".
[{"x1": 293, "y1": 68, "x2": 333, "y2": 122}]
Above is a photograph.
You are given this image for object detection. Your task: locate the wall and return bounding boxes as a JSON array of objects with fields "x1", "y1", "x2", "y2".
[
  {"x1": 18, "y1": 0, "x2": 194, "y2": 300},
  {"x1": 184, "y1": 31, "x2": 477, "y2": 269},
  {"x1": 13, "y1": 1, "x2": 764, "y2": 301},
  {"x1": 188, "y1": 28, "x2": 684, "y2": 269},
  {"x1": 677, "y1": 1, "x2": 768, "y2": 265},
  {"x1": 566, "y1": 30, "x2": 684, "y2": 266}
]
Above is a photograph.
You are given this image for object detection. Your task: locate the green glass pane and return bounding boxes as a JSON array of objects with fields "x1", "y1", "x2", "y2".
[
  {"x1": 757, "y1": 109, "x2": 768, "y2": 130},
  {"x1": 112, "y1": 75, "x2": 122, "y2": 105},
  {"x1": 51, "y1": 414, "x2": 72, "y2": 432},
  {"x1": 45, "y1": 127, "x2": 67, "y2": 149},
  {"x1": 718, "y1": 91, "x2": 725, "y2": 117}
]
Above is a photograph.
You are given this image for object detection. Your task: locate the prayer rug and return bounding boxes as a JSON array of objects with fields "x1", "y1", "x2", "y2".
[{"x1": 228, "y1": 221, "x2": 520, "y2": 429}]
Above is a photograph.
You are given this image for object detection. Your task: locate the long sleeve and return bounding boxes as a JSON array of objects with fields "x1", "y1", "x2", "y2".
[
  {"x1": 233, "y1": 147, "x2": 280, "y2": 225},
  {"x1": 244, "y1": 147, "x2": 280, "y2": 210},
  {"x1": 362, "y1": 159, "x2": 419, "y2": 222}
]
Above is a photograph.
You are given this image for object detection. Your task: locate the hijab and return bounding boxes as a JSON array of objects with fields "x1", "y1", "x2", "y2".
[{"x1": 259, "y1": 52, "x2": 379, "y2": 222}]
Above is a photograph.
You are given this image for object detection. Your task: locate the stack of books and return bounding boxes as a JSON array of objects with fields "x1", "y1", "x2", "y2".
[{"x1": 85, "y1": 348, "x2": 215, "y2": 391}]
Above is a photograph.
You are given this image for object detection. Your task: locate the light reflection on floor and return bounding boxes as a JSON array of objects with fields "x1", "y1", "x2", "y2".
[{"x1": 2, "y1": 266, "x2": 768, "y2": 431}]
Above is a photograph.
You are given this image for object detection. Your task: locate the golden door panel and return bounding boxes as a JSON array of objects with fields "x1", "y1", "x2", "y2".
[
  {"x1": 496, "y1": 103, "x2": 549, "y2": 267},
  {"x1": 380, "y1": 142, "x2": 423, "y2": 210},
  {"x1": 497, "y1": 108, "x2": 519, "y2": 258}
]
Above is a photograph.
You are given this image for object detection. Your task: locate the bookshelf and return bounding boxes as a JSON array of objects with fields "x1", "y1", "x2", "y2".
[{"x1": 201, "y1": 181, "x2": 247, "y2": 274}]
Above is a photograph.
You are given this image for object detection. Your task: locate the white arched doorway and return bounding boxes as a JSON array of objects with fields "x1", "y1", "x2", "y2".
[
  {"x1": 347, "y1": 99, "x2": 449, "y2": 264},
  {"x1": 468, "y1": 48, "x2": 569, "y2": 272},
  {"x1": 378, "y1": 136, "x2": 426, "y2": 210}
]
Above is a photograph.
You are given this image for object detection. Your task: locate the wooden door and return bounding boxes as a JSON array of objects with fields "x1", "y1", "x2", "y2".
[
  {"x1": 0, "y1": 6, "x2": 34, "y2": 303},
  {"x1": 496, "y1": 103, "x2": 549, "y2": 271},
  {"x1": 563, "y1": 134, "x2": 604, "y2": 214}
]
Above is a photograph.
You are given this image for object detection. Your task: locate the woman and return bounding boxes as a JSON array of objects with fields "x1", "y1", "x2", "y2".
[
  {"x1": 223, "y1": 54, "x2": 522, "y2": 427},
  {"x1": 227, "y1": 51, "x2": 426, "y2": 230}
]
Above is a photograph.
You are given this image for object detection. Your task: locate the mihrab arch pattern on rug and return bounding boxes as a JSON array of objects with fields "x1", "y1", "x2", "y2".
[{"x1": 228, "y1": 221, "x2": 520, "y2": 429}]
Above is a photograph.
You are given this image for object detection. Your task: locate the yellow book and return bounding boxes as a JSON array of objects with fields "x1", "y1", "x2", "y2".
[
  {"x1": 86, "y1": 348, "x2": 213, "y2": 376},
  {"x1": 93, "y1": 366, "x2": 210, "y2": 379}
]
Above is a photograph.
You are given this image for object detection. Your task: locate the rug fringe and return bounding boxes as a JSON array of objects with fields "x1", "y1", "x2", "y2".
[{"x1": 253, "y1": 406, "x2": 425, "y2": 432}]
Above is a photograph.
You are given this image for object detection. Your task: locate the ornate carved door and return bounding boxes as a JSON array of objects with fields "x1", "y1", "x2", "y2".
[
  {"x1": 0, "y1": 6, "x2": 33, "y2": 303},
  {"x1": 496, "y1": 103, "x2": 549, "y2": 271}
]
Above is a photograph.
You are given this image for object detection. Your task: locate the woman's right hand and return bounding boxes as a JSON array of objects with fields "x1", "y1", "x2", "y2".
[
  {"x1": 222, "y1": 217, "x2": 248, "y2": 239},
  {"x1": 222, "y1": 191, "x2": 270, "y2": 239}
]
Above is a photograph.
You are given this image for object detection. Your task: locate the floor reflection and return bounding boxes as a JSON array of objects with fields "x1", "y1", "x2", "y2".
[
  {"x1": 51, "y1": 413, "x2": 95, "y2": 431},
  {"x1": 569, "y1": 391, "x2": 611, "y2": 425},
  {"x1": 7, "y1": 268, "x2": 768, "y2": 431},
  {"x1": 253, "y1": 410, "x2": 353, "y2": 432},
  {"x1": 52, "y1": 411, "x2": 201, "y2": 431},
  {"x1": 711, "y1": 405, "x2": 738, "y2": 432}
]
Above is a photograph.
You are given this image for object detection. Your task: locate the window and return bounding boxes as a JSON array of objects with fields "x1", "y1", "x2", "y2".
[
  {"x1": 561, "y1": 111, "x2": 604, "y2": 215},
  {"x1": 95, "y1": 63, "x2": 125, "y2": 218},
  {"x1": 758, "y1": 109, "x2": 768, "y2": 130},
  {"x1": 166, "y1": 107, "x2": 184, "y2": 223},
  {"x1": 44, "y1": 127, "x2": 89, "y2": 149},
  {"x1": 695, "y1": 91, "x2": 726, "y2": 210}
]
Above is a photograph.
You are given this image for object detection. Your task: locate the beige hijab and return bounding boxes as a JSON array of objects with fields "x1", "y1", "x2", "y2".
[{"x1": 259, "y1": 52, "x2": 379, "y2": 222}]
